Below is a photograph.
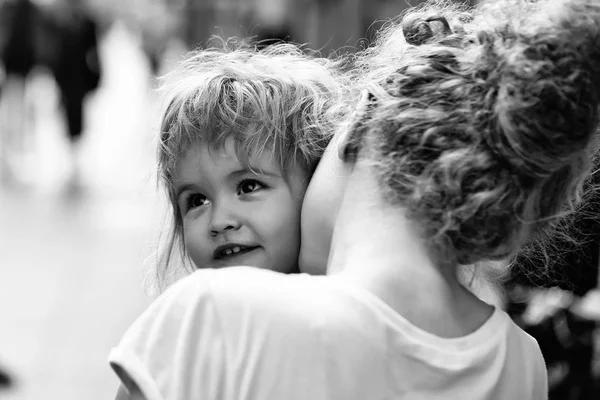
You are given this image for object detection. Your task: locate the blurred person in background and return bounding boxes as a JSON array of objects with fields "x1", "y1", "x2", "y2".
[
  {"x1": 0, "y1": 365, "x2": 13, "y2": 390},
  {"x1": 48, "y1": 0, "x2": 102, "y2": 188},
  {"x1": 0, "y1": 0, "x2": 102, "y2": 189},
  {"x1": 249, "y1": 0, "x2": 293, "y2": 48},
  {"x1": 138, "y1": 0, "x2": 174, "y2": 76},
  {"x1": 0, "y1": 0, "x2": 39, "y2": 185}
]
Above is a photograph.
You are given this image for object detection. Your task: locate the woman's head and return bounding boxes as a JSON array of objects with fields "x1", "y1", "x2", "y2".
[
  {"x1": 300, "y1": 0, "x2": 600, "y2": 273},
  {"x1": 155, "y1": 40, "x2": 347, "y2": 284}
]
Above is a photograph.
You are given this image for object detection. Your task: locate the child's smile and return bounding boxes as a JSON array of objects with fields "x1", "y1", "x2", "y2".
[
  {"x1": 212, "y1": 243, "x2": 263, "y2": 267},
  {"x1": 173, "y1": 137, "x2": 309, "y2": 273},
  {"x1": 213, "y1": 243, "x2": 260, "y2": 260}
]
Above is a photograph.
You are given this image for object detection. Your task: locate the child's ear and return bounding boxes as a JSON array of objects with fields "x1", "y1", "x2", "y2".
[{"x1": 338, "y1": 89, "x2": 376, "y2": 161}]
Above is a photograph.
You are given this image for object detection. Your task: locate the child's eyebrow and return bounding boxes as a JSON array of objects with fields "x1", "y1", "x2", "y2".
[{"x1": 228, "y1": 168, "x2": 281, "y2": 180}]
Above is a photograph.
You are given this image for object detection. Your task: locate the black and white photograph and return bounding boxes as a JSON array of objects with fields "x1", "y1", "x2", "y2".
[{"x1": 1, "y1": 0, "x2": 599, "y2": 399}]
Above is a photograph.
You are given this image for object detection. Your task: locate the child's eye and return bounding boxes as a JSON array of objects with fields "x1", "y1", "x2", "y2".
[
  {"x1": 186, "y1": 194, "x2": 210, "y2": 210},
  {"x1": 237, "y1": 179, "x2": 264, "y2": 195}
]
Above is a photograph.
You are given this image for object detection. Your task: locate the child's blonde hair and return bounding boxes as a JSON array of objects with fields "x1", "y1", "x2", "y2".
[
  {"x1": 155, "y1": 40, "x2": 348, "y2": 287},
  {"x1": 345, "y1": 0, "x2": 600, "y2": 268}
]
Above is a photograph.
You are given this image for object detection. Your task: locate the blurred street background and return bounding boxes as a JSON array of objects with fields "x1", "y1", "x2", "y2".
[
  {"x1": 0, "y1": 11, "x2": 163, "y2": 400},
  {"x1": 0, "y1": 0, "x2": 598, "y2": 399}
]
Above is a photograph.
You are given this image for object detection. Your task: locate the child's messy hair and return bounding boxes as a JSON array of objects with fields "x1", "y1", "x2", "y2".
[
  {"x1": 153, "y1": 39, "x2": 348, "y2": 290},
  {"x1": 348, "y1": 0, "x2": 600, "y2": 267}
]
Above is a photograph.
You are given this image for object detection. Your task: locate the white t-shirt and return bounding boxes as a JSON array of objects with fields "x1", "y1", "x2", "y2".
[{"x1": 109, "y1": 267, "x2": 548, "y2": 400}]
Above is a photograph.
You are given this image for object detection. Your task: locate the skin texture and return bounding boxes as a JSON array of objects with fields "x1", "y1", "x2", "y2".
[
  {"x1": 299, "y1": 133, "x2": 350, "y2": 276},
  {"x1": 302, "y1": 124, "x2": 494, "y2": 337},
  {"x1": 173, "y1": 138, "x2": 309, "y2": 273},
  {"x1": 299, "y1": 125, "x2": 509, "y2": 307}
]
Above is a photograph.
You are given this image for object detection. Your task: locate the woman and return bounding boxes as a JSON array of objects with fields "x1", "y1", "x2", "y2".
[{"x1": 109, "y1": 0, "x2": 600, "y2": 398}]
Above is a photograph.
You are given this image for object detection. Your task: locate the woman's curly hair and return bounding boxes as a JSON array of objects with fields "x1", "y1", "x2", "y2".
[{"x1": 349, "y1": 0, "x2": 600, "y2": 266}]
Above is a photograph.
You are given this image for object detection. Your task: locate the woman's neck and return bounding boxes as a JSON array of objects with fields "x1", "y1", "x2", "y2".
[{"x1": 327, "y1": 163, "x2": 493, "y2": 337}]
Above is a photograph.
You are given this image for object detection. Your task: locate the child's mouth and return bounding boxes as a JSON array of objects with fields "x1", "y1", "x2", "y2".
[{"x1": 213, "y1": 244, "x2": 260, "y2": 260}]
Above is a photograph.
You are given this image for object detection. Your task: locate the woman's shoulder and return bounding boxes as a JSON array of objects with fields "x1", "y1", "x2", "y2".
[
  {"x1": 165, "y1": 268, "x2": 389, "y2": 335},
  {"x1": 110, "y1": 269, "x2": 330, "y2": 366},
  {"x1": 159, "y1": 267, "x2": 330, "y2": 322},
  {"x1": 174, "y1": 267, "x2": 317, "y2": 302}
]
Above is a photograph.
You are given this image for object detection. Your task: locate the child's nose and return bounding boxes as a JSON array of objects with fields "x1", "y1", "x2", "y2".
[{"x1": 209, "y1": 203, "x2": 241, "y2": 236}]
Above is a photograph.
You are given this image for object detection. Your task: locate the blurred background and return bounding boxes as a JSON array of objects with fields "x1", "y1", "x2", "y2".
[{"x1": 0, "y1": 0, "x2": 598, "y2": 399}]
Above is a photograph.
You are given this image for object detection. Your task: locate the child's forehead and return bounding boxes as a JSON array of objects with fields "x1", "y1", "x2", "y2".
[
  {"x1": 168, "y1": 121, "x2": 308, "y2": 183},
  {"x1": 187, "y1": 137, "x2": 284, "y2": 175}
]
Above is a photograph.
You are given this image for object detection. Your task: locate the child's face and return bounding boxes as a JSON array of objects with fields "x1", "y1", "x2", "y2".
[{"x1": 173, "y1": 137, "x2": 309, "y2": 273}]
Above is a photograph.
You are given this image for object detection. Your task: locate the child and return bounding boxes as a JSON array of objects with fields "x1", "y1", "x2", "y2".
[
  {"x1": 152, "y1": 40, "x2": 347, "y2": 288},
  {"x1": 110, "y1": 0, "x2": 600, "y2": 398}
]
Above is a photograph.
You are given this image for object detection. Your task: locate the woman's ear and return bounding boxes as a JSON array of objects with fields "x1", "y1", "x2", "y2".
[{"x1": 337, "y1": 89, "x2": 376, "y2": 161}]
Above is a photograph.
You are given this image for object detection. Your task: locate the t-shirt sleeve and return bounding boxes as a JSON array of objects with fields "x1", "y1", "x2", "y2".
[
  {"x1": 527, "y1": 335, "x2": 549, "y2": 400},
  {"x1": 108, "y1": 270, "x2": 228, "y2": 400}
]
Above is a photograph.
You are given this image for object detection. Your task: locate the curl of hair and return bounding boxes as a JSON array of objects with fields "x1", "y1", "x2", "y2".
[
  {"x1": 510, "y1": 148, "x2": 600, "y2": 290},
  {"x1": 153, "y1": 38, "x2": 350, "y2": 290},
  {"x1": 352, "y1": 0, "x2": 600, "y2": 265}
]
